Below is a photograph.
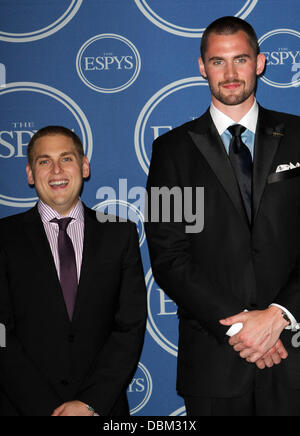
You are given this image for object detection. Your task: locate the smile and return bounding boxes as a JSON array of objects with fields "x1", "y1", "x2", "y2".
[{"x1": 49, "y1": 180, "x2": 69, "y2": 189}]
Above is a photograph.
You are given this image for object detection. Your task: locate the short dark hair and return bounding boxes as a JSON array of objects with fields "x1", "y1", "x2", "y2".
[
  {"x1": 27, "y1": 126, "x2": 84, "y2": 166},
  {"x1": 201, "y1": 16, "x2": 260, "y2": 60}
]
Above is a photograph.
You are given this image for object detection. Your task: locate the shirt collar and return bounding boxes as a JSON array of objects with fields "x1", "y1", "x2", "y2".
[
  {"x1": 38, "y1": 199, "x2": 84, "y2": 224},
  {"x1": 210, "y1": 99, "x2": 259, "y2": 136}
]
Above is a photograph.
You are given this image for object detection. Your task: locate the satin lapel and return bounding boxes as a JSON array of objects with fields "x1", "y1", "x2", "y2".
[
  {"x1": 188, "y1": 111, "x2": 249, "y2": 228},
  {"x1": 252, "y1": 106, "x2": 285, "y2": 223},
  {"x1": 22, "y1": 207, "x2": 68, "y2": 320}
]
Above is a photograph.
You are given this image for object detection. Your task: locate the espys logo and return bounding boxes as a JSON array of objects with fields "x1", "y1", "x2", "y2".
[
  {"x1": 0, "y1": 0, "x2": 82, "y2": 43},
  {"x1": 0, "y1": 82, "x2": 93, "y2": 208},
  {"x1": 92, "y1": 197, "x2": 146, "y2": 248},
  {"x1": 76, "y1": 34, "x2": 141, "y2": 93},
  {"x1": 135, "y1": 77, "x2": 209, "y2": 175},
  {"x1": 146, "y1": 268, "x2": 178, "y2": 357},
  {"x1": 134, "y1": 0, "x2": 258, "y2": 38},
  {"x1": 259, "y1": 29, "x2": 300, "y2": 88},
  {"x1": 128, "y1": 362, "x2": 153, "y2": 415}
]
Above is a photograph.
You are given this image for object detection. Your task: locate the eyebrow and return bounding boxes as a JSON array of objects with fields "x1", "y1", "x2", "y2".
[
  {"x1": 34, "y1": 151, "x2": 77, "y2": 162},
  {"x1": 208, "y1": 54, "x2": 252, "y2": 62}
]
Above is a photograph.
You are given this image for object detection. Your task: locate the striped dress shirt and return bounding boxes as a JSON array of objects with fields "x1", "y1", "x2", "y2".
[{"x1": 37, "y1": 200, "x2": 85, "y2": 282}]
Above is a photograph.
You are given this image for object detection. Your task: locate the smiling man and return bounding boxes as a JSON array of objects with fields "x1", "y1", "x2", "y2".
[
  {"x1": 0, "y1": 126, "x2": 147, "y2": 416},
  {"x1": 145, "y1": 17, "x2": 300, "y2": 416}
]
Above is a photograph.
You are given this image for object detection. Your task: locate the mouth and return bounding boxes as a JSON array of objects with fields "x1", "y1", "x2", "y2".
[
  {"x1": 48, "y1": 179, "x2": 69, "y2": 190},
  {"x1": 221, "y1": 82, "x2": 243, "y2": 90}
]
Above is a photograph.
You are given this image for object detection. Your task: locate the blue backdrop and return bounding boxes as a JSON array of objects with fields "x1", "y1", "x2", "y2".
[{"x1": 0, "y1": 0, "x2": 299, "y2": 416}]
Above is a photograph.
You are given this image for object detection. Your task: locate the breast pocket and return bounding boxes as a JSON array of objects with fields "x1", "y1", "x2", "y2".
[{"x1": 268, "y1": 167, "x2": 300, "y2": 184}]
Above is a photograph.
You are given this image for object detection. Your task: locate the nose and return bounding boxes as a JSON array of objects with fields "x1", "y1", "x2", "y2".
[
  {"x1": 224, "y1": 61, "x2": 238, "y2": 81},
  {"x1": 52, "y1": 160, "x2": 62, "y2": 174}
]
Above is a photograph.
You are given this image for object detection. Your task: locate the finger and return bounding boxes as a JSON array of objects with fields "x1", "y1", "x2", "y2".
[
  {"x1": 247, "y1": 351, "x2": 264, "y2": 363},
  {"x1": 51, "y1": 405, "x2": 65, "y2": 416},
  {"x1": 220, "y1": 313, "x2": 246, "y2": 326},
  {"x1": 263, "y1": 355, "x2": 274, "y2": 368},
  {"x1": 270, "y1": 351, "x2": 281, "y2": 365},
  {"x1": 255, "y1": 359, "x2": 266, "y2": 370},
  {"x1": 240, "y1": 348, "x2": 254, "y2": 359},
  {"x1": 276, "y1": 341, "x2": 288, "y2": 359},
  {"x1": 234, "y1": 343, "x2": 247, "y2": 352}
]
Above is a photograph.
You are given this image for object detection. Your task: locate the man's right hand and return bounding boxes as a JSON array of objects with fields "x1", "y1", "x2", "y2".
[{"x1": 253, "y1": 339, "x2": 288, "y2": 370}]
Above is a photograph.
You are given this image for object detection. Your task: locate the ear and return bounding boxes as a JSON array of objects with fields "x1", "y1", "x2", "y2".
[
  {"x1": 198, "y1": 57, "x2": 208, "y2": 79},
  {"x1": 26, "y1": 163, "x2": 35, "y2": 186},
  {"x1": 256, "y1": 53, "x2": 266, "y2": 76},
  {"x1": 82, "y1": 156, "x2": 90, "y2": 179}
]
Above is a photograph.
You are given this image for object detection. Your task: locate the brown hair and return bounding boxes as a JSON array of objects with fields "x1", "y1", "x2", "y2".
[
  {"x1": 201, "y1": 16, "x2": 260, "y2": 60},
  {"x1": 27, "y1": 126, "x2": 84, "y2": 166}
]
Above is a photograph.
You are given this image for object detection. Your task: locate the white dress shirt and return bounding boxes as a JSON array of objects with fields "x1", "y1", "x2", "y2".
[{"x1": 209, "y1": 101, "x2": 300, "y2": 335}]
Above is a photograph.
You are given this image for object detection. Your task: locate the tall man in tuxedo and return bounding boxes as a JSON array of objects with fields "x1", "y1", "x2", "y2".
[
  {"x1": 145, "y1": 16, "x2": 300, "y2": 416},
  {"x1": 0, "y1": 126, "x2": 147, "y2": 416}
]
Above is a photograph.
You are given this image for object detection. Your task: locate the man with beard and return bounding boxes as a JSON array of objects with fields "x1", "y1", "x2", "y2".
[{"x1": 145, "y1": 16, "x2": 300, "y2": 416}]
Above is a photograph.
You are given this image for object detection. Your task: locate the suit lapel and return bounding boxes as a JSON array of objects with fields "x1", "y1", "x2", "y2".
[
  {"x1": 22, "y1": 207, "x2": 68, "y2": 320},
  {"x1": 188, "y1": 110, "x2": 249, "y2": 227},
  {"x1": 252, "y1": 106, "x2": 285, "y2": 223}
]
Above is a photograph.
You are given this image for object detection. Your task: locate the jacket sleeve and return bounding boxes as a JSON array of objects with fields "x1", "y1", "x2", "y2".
[
  {"x1": 0, "y1": 245, "x2": 63, "y2": 416},
  {"x1": 76, "y1": 223, "x2": 147, "y2": 416},
  {"x1": 273, "y1": 254, "x2": 300, "y2": 329},
  {"x1": 145, "y1": 138, "x2": 244, "y2": 344}
]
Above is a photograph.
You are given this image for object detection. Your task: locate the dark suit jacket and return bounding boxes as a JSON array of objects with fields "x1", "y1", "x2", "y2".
[
  {"x1": 145, "y1": 105, "x2": 300, "y2": 398},
  {"x1": 0, "y1": 205, "x2": 147, "y2": 416}
]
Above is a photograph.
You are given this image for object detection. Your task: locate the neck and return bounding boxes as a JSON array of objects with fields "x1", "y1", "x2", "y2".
[
  {"x1": 48, "y1": 199, "x2": 80, "y2": 217},
  {"x1": 212, "y1": 95, "x2": 255, "y2": 123}
]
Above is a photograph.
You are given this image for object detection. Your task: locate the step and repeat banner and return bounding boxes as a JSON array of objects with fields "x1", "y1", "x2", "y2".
[{"x1": 0, "y1": 0, "x2": 299, "y2": 416}]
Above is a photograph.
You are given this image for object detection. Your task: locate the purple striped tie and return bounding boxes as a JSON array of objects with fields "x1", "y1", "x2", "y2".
[{"x1": 51, "y1": 218, "x2": 78, "y2": 320}]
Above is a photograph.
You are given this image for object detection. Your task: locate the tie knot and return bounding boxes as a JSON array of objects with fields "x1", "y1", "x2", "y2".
[
  {"x1": 228, "y1": 124, "x2": 246, "y2": 138},
  {"x1": 51, "y1": 217, "x2": 73, "y2": 232}
]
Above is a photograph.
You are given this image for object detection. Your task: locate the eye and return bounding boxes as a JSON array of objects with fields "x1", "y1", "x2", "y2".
[
  {"x1": 39, "y1": 160, "x2": 49, "y2": 165},
  {"x1": 62, "y1": 157, "x2": 72, "y2": 162},
  {"x1": 236, "y1": 58, "x2": 247, "y2": 64},
  {"x1": 213, "y1": 60, "x2": 224, "y2": 66}
]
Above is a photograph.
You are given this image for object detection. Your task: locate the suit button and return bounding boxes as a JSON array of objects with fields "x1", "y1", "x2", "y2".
[
  {"x1": 61, "y1": 380, "x2": 70, "y2": 387},
  {"x1": 68, "y1": 334, "x2": 75, "y2": 343}
]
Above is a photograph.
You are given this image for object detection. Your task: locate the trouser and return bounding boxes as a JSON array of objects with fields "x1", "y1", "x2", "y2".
[{"x1": 184, "y1": 369, "x2": 300, "y2": 416}]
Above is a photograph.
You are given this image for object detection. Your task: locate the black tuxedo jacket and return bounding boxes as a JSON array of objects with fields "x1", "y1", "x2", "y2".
[
  {"x1": 0, "y1": 205, "x2": 147, "y2": 416},
  {"x1": 145, "y1": 105, "x2": 300, "y2": 398}
]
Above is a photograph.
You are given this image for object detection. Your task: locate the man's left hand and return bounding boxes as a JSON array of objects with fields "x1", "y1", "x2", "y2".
[
  {"x1": 51, "y1": 401, "x2": 94, "y2": 416},
  {"x1": 220, "y1": 307, "x2": 289, "y2": 363}
]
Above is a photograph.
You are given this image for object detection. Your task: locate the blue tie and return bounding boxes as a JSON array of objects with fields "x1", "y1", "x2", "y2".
[{"x1": 228, "y1": 124, "x2": 253, "y2": 224}]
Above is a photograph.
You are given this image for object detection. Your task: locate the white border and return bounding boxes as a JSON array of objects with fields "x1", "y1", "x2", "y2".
[
  {"x1": 0, "y1": 0, "x2": 82, "y2": 43},
  {"x1": 146, "y1": 268, "x2": 178, "y2": 357},
  {"x1": 76, "y1": 34, "x2": 141, "y2": 94},
  {"x1": 135, "y1": 77, "x2": 208, "y2": 175},
  {"x1": 259, "y1": 29, "x2": 300, "y2": 88},
  {"x1": 134, "y1": 0, "x2": 258, "y2": 38},
  {"x1": 0, "y1": 82, "x2": 93, "y2": 208}
]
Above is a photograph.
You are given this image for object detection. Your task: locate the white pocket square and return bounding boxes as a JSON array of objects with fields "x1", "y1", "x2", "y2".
[{"x1": 276, "y1": 162, "x2": 300, "y2": 173}]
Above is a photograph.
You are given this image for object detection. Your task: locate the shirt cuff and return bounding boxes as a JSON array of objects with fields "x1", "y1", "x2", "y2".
[{"x1": 270, "y1": 304, "x2": 300, "y2": 332}]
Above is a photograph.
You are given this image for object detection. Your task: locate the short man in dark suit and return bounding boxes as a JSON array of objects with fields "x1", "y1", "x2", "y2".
[
  {"x1": 145, "y1": 16, "x2": 300, "y2": 416},
  {"x1": 0, "y1": 126, "x2": 147, "y2": 416}
]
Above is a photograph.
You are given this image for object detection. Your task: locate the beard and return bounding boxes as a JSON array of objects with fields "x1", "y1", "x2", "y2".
[{"x1": 209, "y1": 77, "x2": 257, "y2": 106}]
